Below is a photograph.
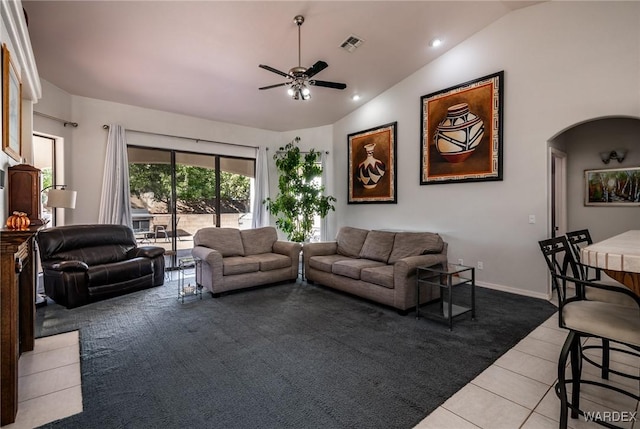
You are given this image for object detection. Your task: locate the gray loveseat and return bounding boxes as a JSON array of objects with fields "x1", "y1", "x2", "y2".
[
  {"x1": 303, "y1": 227, "x2": 447, "y2": 313},
  {"x1": 192, "y1": 226, "x2": 301, "y2": 295}
]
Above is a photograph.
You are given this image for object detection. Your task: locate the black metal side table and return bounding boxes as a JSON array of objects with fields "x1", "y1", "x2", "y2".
[
  {"x1": 416, "y1": 263, "x2": 476, "y2": 330},
  {"x1": 178, "y1": 256, "x2": 203, "y2": 303}
]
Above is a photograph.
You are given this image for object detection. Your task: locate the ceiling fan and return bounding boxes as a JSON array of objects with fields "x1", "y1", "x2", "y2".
[{"x1": 258, "y1": 15, "x2": 347, "y2": 100}]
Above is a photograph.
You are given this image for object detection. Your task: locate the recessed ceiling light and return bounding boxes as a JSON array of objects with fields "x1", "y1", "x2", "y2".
[
  {"x1": 352, "y1": 94, "x2": 361, "y2": 101},
  {"x1": 430, "y1": 38, "x2": 443, "y2": 48}
]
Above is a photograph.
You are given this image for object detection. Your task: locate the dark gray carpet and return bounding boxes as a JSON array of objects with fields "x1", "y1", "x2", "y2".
[{"x1": 35, "y1": 279, "x2": 557, "y2": 429}]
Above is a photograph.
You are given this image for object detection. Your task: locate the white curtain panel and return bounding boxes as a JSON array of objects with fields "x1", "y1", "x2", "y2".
[
  {"x1": 98, "y1": 124, "x2": 133, "y2": 227},
  {"x1": 320, "y1": 151, "x2": 330, "y2": 242},
  {"x1": 251, "y1": 146, "x2": 270, "y2": 229}
]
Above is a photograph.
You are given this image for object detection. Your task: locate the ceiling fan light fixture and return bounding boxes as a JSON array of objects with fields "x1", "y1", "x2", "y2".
[{"x1": 258, "y1": 15, "x2": 346, "y2": 99}]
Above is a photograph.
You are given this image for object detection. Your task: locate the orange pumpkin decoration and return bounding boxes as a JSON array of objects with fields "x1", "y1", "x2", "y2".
[{"x1": 5, "y1": 211, "x2": 31, "y2": 230}]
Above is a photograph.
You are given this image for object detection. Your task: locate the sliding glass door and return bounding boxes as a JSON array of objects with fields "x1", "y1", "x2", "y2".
[
  {"x1": 128, "y1": 146, "x2": 254, "y2": 268},
  {"x1": 174, "y1": 152, "x2": 217, "y2": 255}
]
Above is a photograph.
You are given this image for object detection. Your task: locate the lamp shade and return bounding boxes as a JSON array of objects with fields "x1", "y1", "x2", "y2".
[{"x1": 47, "y1": 188, "x2": 77, "y2": 209}]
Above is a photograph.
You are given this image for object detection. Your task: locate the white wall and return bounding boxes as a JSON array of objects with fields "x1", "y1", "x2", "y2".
[
  {"x1": 563, "y1": 118, "x2": 640, "y2": 240},
  {"x1": 1, "y1": 0, "x2": 41, "y2": 222},
  {"x1": 332, "y1": 1, "x2": 640, "y2": 297},
  {"x1": 35, "y1": 83, "x2": 336, "y2": 227},
  {"x1": 33, "y1": 1, "x2": 640, "y2": 298}
]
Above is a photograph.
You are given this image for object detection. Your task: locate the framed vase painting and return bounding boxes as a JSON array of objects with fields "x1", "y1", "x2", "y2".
[
  {"x1": 584, "y1": 167, "x2": 640, "y2": 206},
  {"x1": 348, "y1": 122, "x2": 397, "y2": 204},
  {"x1": 2, "y1": 43, "x2": 22, "y2": 162},
  {"x1": 420, "y1": 71, "x2": 504, "y2": 185}
]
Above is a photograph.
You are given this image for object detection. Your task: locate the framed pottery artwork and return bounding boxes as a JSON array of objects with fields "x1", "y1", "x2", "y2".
[
  {"x1": 584, "y1": 167, "x2": 640, "y2": 206},
  {"x1": 347, "y1": 121, "x2": 397, "y2": 204},
  {"x1": 2, "y1": 43, "x2": 22, "y2": 162},
  {"x1": 420, "y1": 71, "x2": 504, "y2": 185}
]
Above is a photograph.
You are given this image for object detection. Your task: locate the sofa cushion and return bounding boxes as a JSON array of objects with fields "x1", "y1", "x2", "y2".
[
  {"x1": 248, "y1": 253, "x2": 291, "y2": 271},
  {"x1": 241, "y1": 227, "x2": 278, "y2": 256},
  {"x1": 332, "y1": 259, "x2": 386, "y2": 280},
  {"x1": 359, "y1": 231, "x2": 396, "y2": 263},
  {"x1": 336, "y1": 227, "x2": 369, "y2": 258},
  {"x1": 361, "y1": 265, "x2": 395, "y2": 289},
  {"x1": 87, "y1": 257, "x2": 154, "y2": 286},
  {"x1": 223, "y1": 256, "x2": 259, "y2": 275},
  {"x1": 194, "y1": 228, "x2": 245, "y2": 257},
  {"x1": 388, "y1": 232, "x2": 445, "y2": 264},
  {"x1": 309, "y1": 254, "x2": 353, "y2": 273}
]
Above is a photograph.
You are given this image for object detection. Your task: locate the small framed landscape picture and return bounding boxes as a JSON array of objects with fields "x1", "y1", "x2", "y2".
[
  {"x1": 2, "y1": 43, "x2": 22, "y2": 162},
  {"x1": 347, "y1": 122, "x2": 397, "y2": 204},
  {"x1": 584, "y1": 167, "x2": 640, "y2": 206}
]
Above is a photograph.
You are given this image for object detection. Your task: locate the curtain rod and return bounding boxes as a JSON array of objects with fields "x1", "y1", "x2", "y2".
[
  {"x1": 102, "y1": 125, "x2": 258, "y2": 150},
  {"x1": 272, "y1": 149, "x2": 330, "y2": 154},
  {"x1": 34, "y1": 111, "x2": 78, "y2": 127}
]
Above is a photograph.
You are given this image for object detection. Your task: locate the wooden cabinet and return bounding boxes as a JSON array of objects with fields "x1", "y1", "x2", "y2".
[
  {"x1": 0, "y1": 226, "x2": 38, "y2": 425},
  {"x1": 7, "y1": 164, "x2": 42, "y2": 226}
]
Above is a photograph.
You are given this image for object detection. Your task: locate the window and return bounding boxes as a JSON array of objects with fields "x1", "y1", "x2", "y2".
[{"x1": 127, "y1": 146, "x2": 255, "y2": 267}]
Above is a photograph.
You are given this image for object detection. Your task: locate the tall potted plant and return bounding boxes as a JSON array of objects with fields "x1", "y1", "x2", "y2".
[{"x1": 264, "y1": 137, "x2": 336, "y2": 242}]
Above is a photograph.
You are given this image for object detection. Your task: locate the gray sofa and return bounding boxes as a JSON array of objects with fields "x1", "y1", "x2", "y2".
[
  {"x1": 192, "y1": 226, "x2": 301, "y2": 295},
  {"x1": 303, "y1": 227, "x2": 448, "y2": 313}
]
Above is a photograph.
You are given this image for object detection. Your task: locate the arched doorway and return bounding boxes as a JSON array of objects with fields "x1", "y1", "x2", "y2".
[{"x1": 548, "y1": 116, "x2": 640, "y2": 243}]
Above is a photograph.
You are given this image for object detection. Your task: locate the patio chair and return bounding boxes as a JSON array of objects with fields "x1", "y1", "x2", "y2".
[{"x1": 154, "y1": 224, "x2": 169, "y2": 242}]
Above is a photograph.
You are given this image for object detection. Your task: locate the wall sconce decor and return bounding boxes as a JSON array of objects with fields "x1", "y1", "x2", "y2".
[{"x1": 600, "y1": 149, "x2": 627, "y2": 164}]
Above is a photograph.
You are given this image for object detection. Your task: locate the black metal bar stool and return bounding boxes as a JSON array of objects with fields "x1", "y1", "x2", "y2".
[{"x1": 538, "y1": 236, "x2": 640, "y2": 428}]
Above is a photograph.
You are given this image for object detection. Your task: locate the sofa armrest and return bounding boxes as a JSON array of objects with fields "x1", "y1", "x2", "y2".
[
  {"x1": 192, "y1": 246, "x2": 221, "y2": 267},
  {"x1": 48, "y1": 260, "x2": 89, "y2": 272},
  {"x1": 192, "y1": 245, "x2": 223, "y2": 291},
  {"x1": 302, "y1": 241, "x2": 338, "y2": 279},
  {"x1": 273, "y1": 240, "x2": 302, "y2": 258},
  {"x1": 394, "y1": 254, "x2": 447, "y2": 277},
  {"x1": 130, "y1": 246, "x2": 165, "y2": 259},
  {"x1": 393, "y1": 254, "x2": 448, "y2": 310},
  {"x1": 303, "y1": 241, "x2": 338, "y2": 259}
]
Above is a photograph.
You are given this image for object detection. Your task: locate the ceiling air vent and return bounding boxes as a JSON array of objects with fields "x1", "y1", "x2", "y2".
[{"x1": 340, "y1": 35, "x2": 364, "y2": 53}]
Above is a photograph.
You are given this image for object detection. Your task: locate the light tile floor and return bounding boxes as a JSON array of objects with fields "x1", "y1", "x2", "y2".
[
  {"x1": 415, "y1": 312, "x2": 640, "y2": 429},
  {"x1": 4, "y1": 331, "x2": 83, "y2": 429},
  {"x1": 6, "y1": 312, "x2": 640, "y2": 428}
]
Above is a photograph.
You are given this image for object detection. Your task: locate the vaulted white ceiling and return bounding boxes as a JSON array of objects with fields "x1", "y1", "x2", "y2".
[{"x1": 23, "y1": 1, "x2": 538, "y2": 132}]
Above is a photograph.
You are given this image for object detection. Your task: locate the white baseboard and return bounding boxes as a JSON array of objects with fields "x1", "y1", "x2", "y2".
[{"x1": 476, "y1": 280, "x2": 552, "y2": 301}]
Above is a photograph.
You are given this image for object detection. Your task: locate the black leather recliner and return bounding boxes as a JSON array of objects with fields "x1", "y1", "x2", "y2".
[{"x1": 36, "y1": 224, "x2": 165, "y2": 309}]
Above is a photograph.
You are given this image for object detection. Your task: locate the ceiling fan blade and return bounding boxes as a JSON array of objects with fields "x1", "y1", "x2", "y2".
[
  {"x1": 304, "y1": 60, "x2": 328, "y2": 78},
  {"x1": 259, "y1": 83, "x2": 288, "y2": 90},
  {"x1": 310, "y1": 80, "x2": 347, "y2": 90},
  {"x1": 259, "y1": 64, "x2": 291, "y2": 78}
]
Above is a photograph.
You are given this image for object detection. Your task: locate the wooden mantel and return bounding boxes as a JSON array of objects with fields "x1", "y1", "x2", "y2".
[{"x1": 0, "y1": 225, "x2": 41, "y2": 426}]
